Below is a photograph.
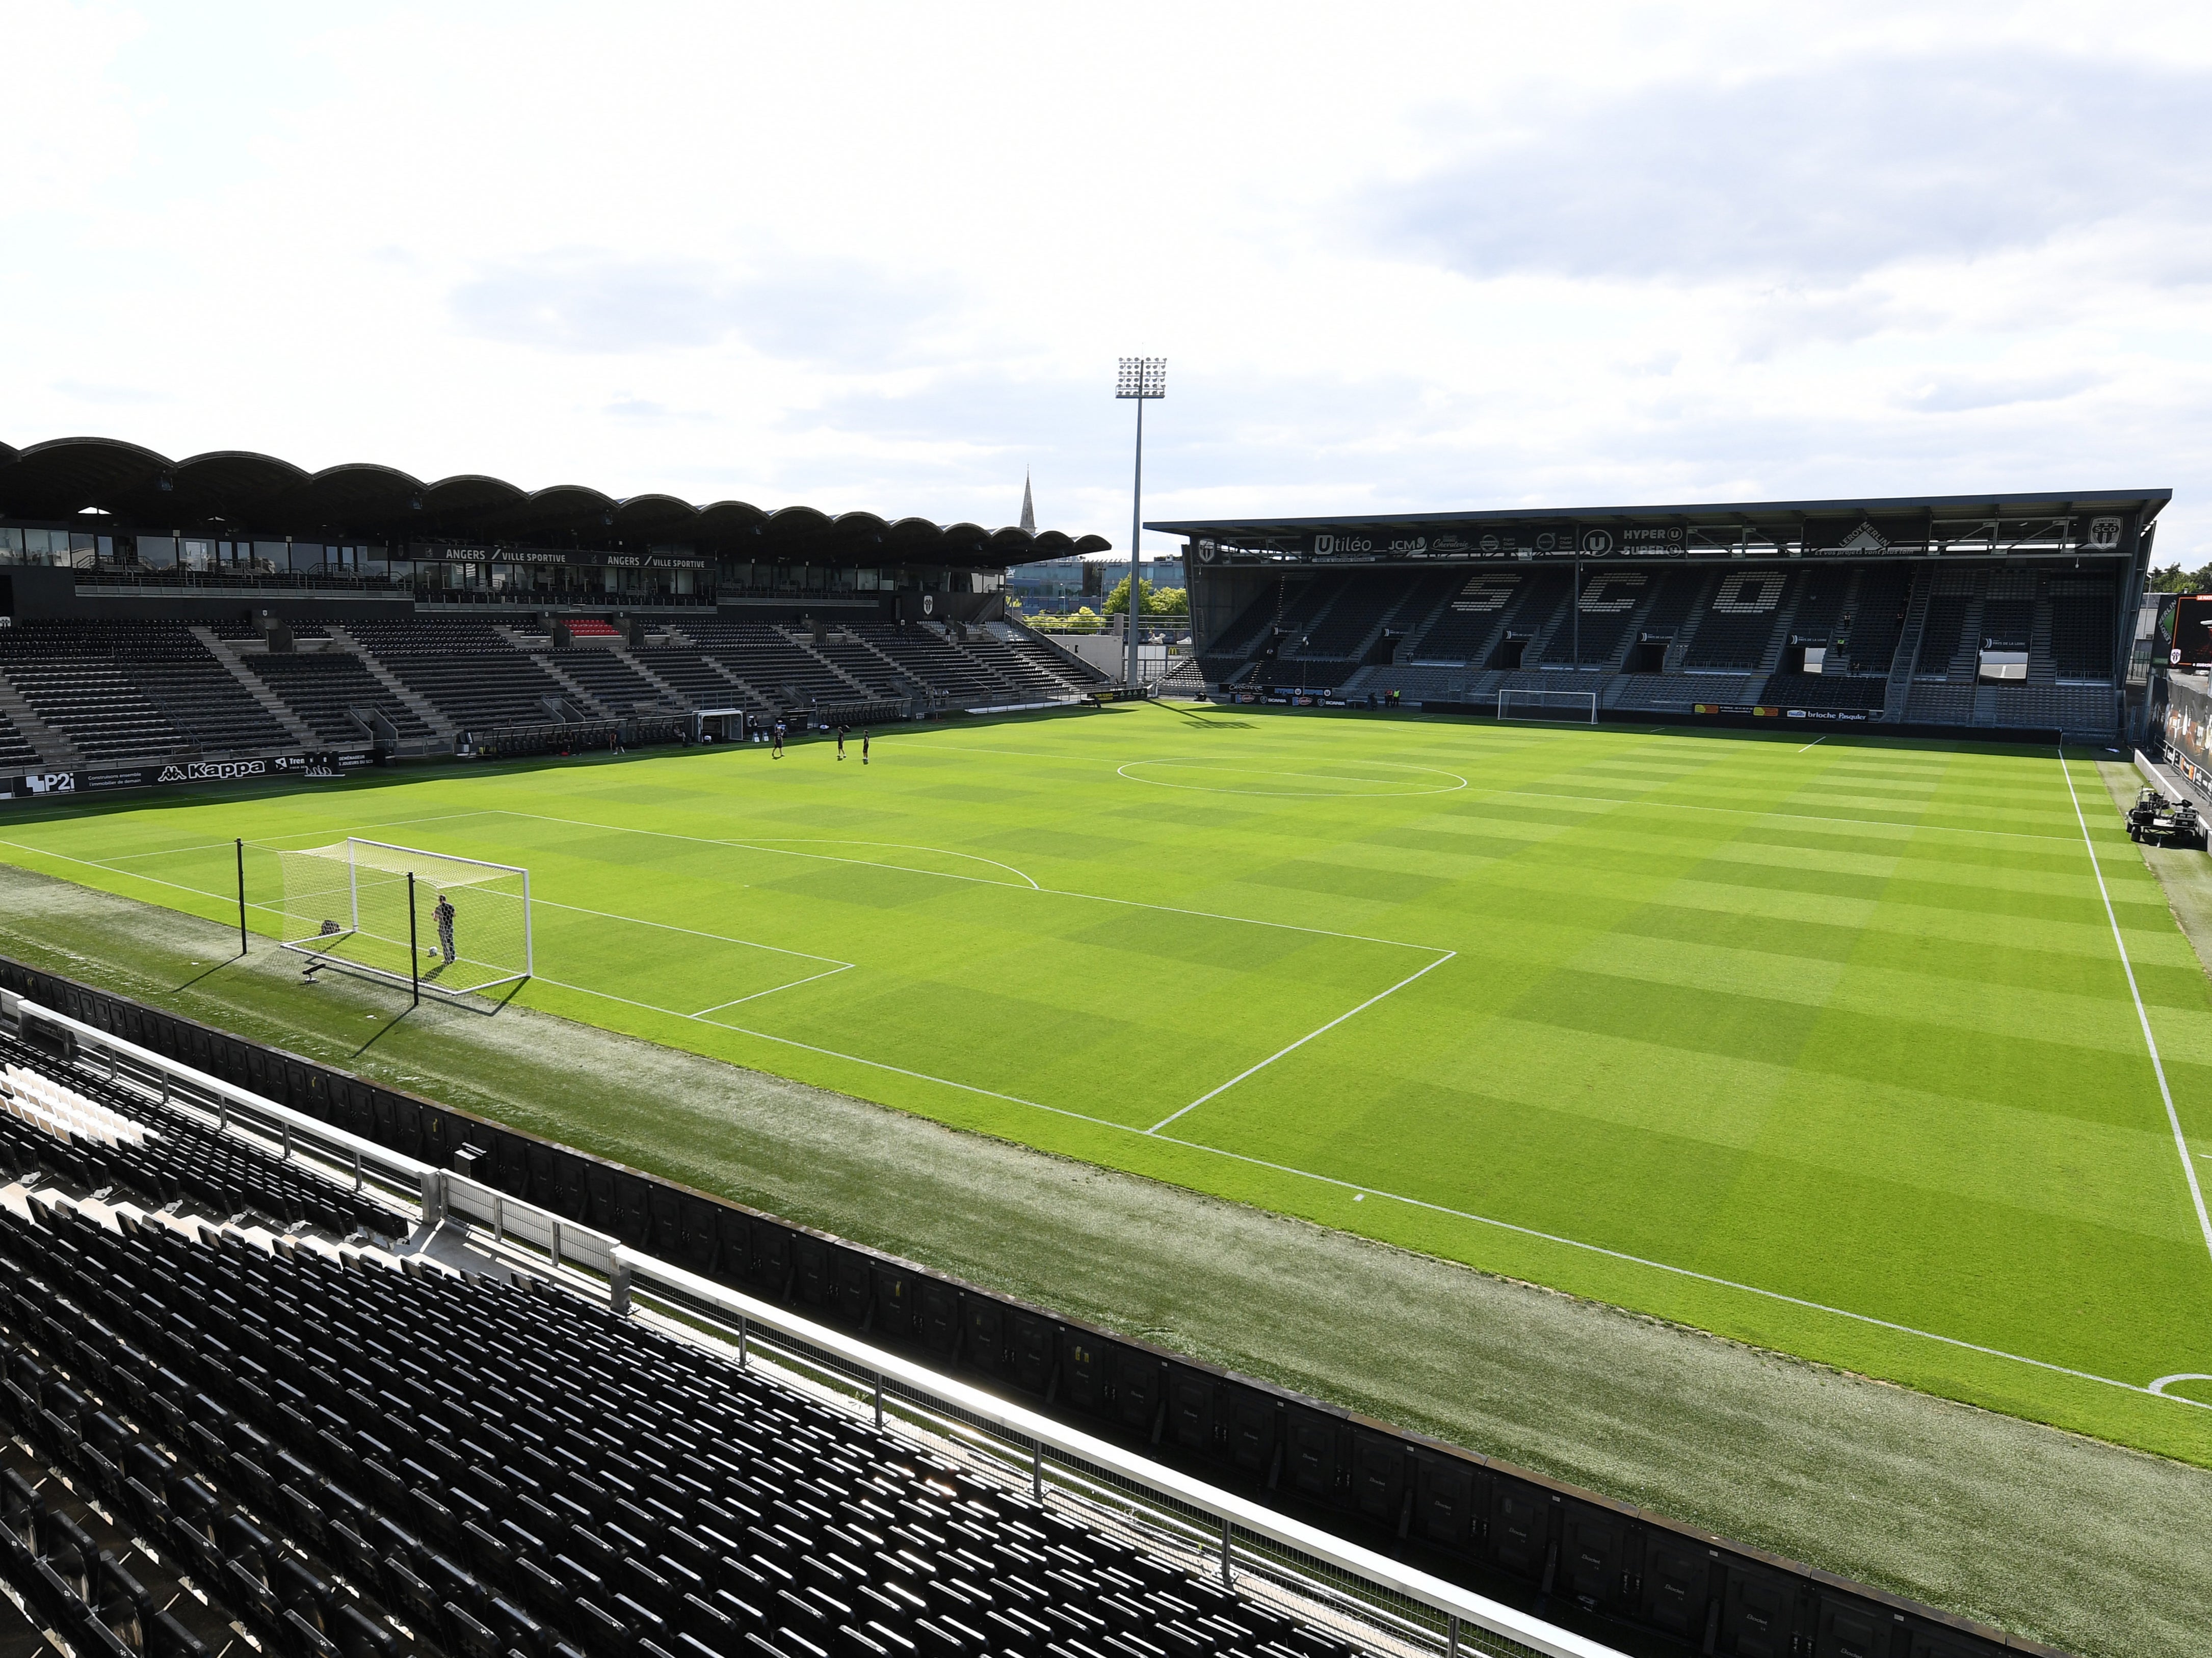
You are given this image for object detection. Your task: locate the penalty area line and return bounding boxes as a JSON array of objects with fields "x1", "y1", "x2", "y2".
[
  {"x1": 2059, "y1": 751, "x2": 2212, "y2": 1266},
  {"x1": 534, "y1": 942, "x2": 2199, "y2": 1410},
  {"x1": 1147, "y1": 950, "x2": 1456, "y2": 1134},
  {"x1": 534, "y1": 897, "x2": 849, "y2": 966},
  {"x1": 690, "y1": 964, "x2": 855, "y2": 1017},
  {"x1": 1142, "y1": 1133, "x2": 2207, "y2": 1412}
]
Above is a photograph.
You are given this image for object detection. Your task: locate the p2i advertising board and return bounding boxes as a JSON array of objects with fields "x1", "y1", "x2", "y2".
[{"x1": 4, "y1": 750, "x2": 378, "y2": 803}]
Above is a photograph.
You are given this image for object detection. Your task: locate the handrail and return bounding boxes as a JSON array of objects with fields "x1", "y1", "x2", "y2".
[
  {"x1": 615, "y1": 1248, "x2": 1623, "y2": 1658},
  {"x1": 6, "y1": 995, "x2": 427, "y2": 1191},
  {"x1": 440, "y1": 1168, "x2": 620, "y2": 1277},
  {"x1": 6, "y1": 990, "x2": 1623, "y2": 1657}
]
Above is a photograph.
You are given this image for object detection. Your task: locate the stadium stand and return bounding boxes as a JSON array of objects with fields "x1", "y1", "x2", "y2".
[
  {"x1": 0, "y1": 623, "x2": 302, "y2": 764},
  {"x1": 2049, "y1": 575, "x2": 2119, "y2": 681},
  {"x1": 1197, "y1": 555, "x2": 2123, "y2": 737},
  {"x1": 846, "y1": 628, "x2": 1008, "y2": 708},
  {"x1": 964, "y1": 630, "x2": 1104, "y2": 700},
  {"x1": 1195, "y1": 591, "x2": 1286, "y2": 686},
  {"x1": 0, "y1": 656, "x2": 187, "y2": 765},
  {"x1": 1165, "y1": 493, "x2": 2150, "y2": 738},
  {"x1": 0, "y1": 712, "x2": 37, "y2": 773},
  {"x1": 534, "y1": 647, "x2": 676, "y2": 718},
  {"x1": 1398, "y1": 572, "x2": 1522, "y2": 665},
  {"x1": 1538, "y1": 572, "x2": 1650, "y2": 668},
  {"x1": 633, "y1": 647, "x2": 765, "y2": 714},
  {"x1": 1912, "y1": 573, "x2": 1979, "y2": 681},
  {"x1": 776, "y1": 634, "x2": 890, "y2": 701},
  {"x1": 681, "y1": 625, "x2": 873, "y2": 715},
  {"x1": 1679, "y1": 571, "x2": 1792, "y2": 674},
  {"x1": 339, "y1": 625, "x2": 582, "y2": 734},
  {"x1": 1837, "y1": 567, "x2": 1913, "y2": 676},
  {"x1": 0, "y1": 953, "x2": 2068, "y2": 1658},
  {"x1": 244, "y1": 656, "x2": 439, "y2": 751}
]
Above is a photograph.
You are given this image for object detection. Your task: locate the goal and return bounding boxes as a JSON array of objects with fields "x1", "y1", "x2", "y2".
[
  {"x1": 276, "y1": 839, "x2": 532, "y2": 999},
  {"x1": 1498, "y1": 687, "x2": 1598, "y2": 724}
]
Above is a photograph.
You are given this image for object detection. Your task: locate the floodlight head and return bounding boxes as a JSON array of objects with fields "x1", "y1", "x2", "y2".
[{"x1": 1116, "y1": 357, "x2": 1167, "y2": 399}]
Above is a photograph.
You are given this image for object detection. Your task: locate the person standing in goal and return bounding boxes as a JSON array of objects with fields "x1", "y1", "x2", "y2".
[{"x1": 433, "y1": 893, "x2": 457, "y2": 968}]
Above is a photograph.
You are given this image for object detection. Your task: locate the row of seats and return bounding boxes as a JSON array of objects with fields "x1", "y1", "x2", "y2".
[
  {"x1": 0, "y1": 612, "x2": 1112, "y2": 769},
  {"x1": 4, "y1": 662, "x2": 186, "y2": 763},
  {"x1": 247, "y1": 657, "x2": 438, "y2": 747},
  {"x1": 0, "y1": 1137, "x2": 1365, "y2": 1658},
  {"x1": 1209, "y1": 564, "x2": 2122, "y2": 734},
  {"x1": 0, "y1": 1033, "x2": 394, "y2": 1242}
]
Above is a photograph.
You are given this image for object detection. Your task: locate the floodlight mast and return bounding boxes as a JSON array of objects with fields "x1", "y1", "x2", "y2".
[{"x1": 1116, "y1": 357, "x2": 1166, "y2": 690}]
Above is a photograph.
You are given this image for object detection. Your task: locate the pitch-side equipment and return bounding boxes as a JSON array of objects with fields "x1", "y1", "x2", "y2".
[{"x1": 276, "y1": 839, "x2": 532, "y2": 999}]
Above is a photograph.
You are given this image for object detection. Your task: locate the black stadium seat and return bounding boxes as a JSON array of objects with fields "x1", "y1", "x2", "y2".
[{"x1": 0, "y1": 1053, "x2": 1356, "y2": 1658}]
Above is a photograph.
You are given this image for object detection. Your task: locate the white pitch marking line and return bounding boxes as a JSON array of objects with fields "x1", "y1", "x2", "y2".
[
  {"x1": 22, "y1": 826, "x2": 2196, "y2": 1408},
  {"x1": 98, "y1": 841, "x2": 252, "y2": 862},
  {"x1": 586, "y1": 980, "x2": 2202, "y2": 1412},
  {"x1": 1147, "y1": 951, "x2": 1457, "y2": 1134},
  {"x1": 480, "y1": 806, "x2": 1444, "y2": 953},
  {"x1": 735, "y1": 838, "x2": 1041, "y2": 891},
  {"x1": 689, "y1": 964, "x2": 854, "y2": 1017},
  {"x1": 534, "y1": 898, "x2": 848, "y2": 965},
  {"x1": 1799, "y1": 736, "x2": 1828, "y2": 752},
  {"x1": 0, "y1": 838, "x2": 273, "y2": 915},
  {"x1": 1149, "y1": 1133, "x2": 2209, "y2": 1411},
  {"x1": 1115, "y1": 765, "x2": 1468, "y2": 799},
  {"x1": 1490, "y1": 790, "x2": 2077, "y2": 843},
  {"x1": 2058, "y1": 751, "x2": 2212, "y2": 1266}
]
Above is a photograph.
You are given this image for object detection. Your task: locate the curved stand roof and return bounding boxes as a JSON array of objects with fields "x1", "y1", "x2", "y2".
[{"x1": 0, "y1": 436, "x2": 1110, "y2": 565}]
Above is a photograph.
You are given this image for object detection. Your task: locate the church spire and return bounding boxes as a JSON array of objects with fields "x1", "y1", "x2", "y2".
[{"x1": 1019, "y1": 470, "x2": 1036, "y2": 534}]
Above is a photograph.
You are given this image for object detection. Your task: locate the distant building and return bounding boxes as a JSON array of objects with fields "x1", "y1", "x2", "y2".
[{"x1": 1005, "y1": 554, "x2": 1186, "y2": 613}]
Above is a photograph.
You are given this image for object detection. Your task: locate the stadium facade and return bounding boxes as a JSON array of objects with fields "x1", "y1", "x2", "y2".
[
  {"x1": 0, "y1": 436, "x2": 1108, "y2": 624},
  {"x1": 1151, "y1": 491, "x2": 2169, "y2": 742},
  {"x1": 0, "y1": 436, "x2": 1121, "y2": 797}
]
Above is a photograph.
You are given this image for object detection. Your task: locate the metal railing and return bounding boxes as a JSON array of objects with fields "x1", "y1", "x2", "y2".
[{"x1": 4, "y1": 993, "x2": 1625, "y2": 1658}]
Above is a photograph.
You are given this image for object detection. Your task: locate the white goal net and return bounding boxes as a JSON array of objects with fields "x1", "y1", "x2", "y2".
[
  {"x1": 1498, "y1": 687, "x2": 1598, "y2": 724},
  {"x1": 276, "y1": 838, "x2": 532, "y2": 998}
]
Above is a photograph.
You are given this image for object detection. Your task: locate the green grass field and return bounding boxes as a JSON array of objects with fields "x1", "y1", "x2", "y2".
[{"x1": 7, "y1": 704, "x2": 2212, "y2": 1461}]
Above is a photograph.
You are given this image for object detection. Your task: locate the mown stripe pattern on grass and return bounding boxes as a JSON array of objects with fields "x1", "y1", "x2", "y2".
[{"x1": 4, "y1": 706, "x2": 2209, "y2": 1460}]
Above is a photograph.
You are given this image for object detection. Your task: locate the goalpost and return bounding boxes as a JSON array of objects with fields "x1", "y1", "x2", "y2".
[
  {"x1": 1498, "y1": 687, "x2": 1598, "y2": 724},
  {"x1": 275, "y1": 839, "x2": 532, "y2": 999}
]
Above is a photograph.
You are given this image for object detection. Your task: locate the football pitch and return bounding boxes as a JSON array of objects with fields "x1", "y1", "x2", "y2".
[{"x1": 6, "y1": 703, "x2": 2212, "y2": 1462}]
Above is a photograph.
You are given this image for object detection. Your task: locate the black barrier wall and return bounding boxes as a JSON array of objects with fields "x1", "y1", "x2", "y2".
[{"x1": 0, "y1": 955, "x2": 2061, "y2": 1658}]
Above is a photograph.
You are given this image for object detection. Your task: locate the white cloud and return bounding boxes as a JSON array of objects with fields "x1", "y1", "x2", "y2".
[{"x1": 2, "y1": 0, "x2": 2209, "y2": 551}]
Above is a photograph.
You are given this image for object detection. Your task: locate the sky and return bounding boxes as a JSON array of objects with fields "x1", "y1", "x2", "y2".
[{"x1": 6, "y1": 1, "x2": 2210, "y2": 561}]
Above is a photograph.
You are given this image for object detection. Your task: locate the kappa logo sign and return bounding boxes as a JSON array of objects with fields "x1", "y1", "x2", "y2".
[{"x1": 157, "y1": 759, "x2": 272, "y2": 784}]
